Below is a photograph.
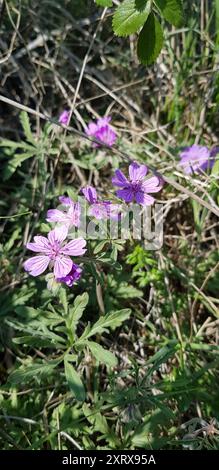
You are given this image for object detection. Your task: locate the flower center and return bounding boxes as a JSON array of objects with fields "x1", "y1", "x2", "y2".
[{"x1": 49, "y1": 241, "x2": 61, "y2": 259}]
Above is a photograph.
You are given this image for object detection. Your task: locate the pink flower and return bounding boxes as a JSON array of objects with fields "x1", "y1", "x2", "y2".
[
  {"x1": 24, "y1": 226, "x2": 86, "y2": 278},
  {"x1": 59, "y1": 110, "x2": 70, "y2": 125},
  {"x1": 179, "y1": 145, "x2": 217, "y2": 174},
  {"x1": 112, "y1": 161, "x2": 162, "y2": 206},
  {"x1": 46, "y1": 197, "x2": 81, "y2": 228},
  {"x1": 57, "y1": 263, "x2": 83, "y2": 287},
  {"x1": 81, "y1": 185, "x2": 120, "y2": 220},
  {"x1": 86, "y1": 116, "x2": 117, "y2": 147}
]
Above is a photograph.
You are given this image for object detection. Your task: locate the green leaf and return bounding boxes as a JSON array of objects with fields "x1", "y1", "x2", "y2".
[
  {"x1": 77, "y1": 308, "x2": 131, "y2": 343},
  {"x1": 68, "y1": 293, "x2": 89, "y2": 333},
  {"x1": 8, "y1": 359, "x2": 61, "y2": 384},
  {"x1": 87, "y1": 341, "x2": 118, "y2": 367},
  {"x1": 6, "y1": 318, "x2": 66, "y2": 345},
  {"x1": 59, "y1": 287, "x2": 68, "y2": 315},
  {"x1": 64, "y1": 358, "x2": 85, "y2": 401},
  {"x1": 137, "y1": 12, "x2": 164, "y2": 65},
  {"x1": 19, "y1": 111, "x2": 35, "y2": 144},
  {"x1": 154, "y1": 0, "x2": 184, "y2": 27},
  {"x1": 95, "y1": 0, "x2": 113, "y2": 6},
  {"x1": 113, "y1": 0, "x2": 151, "y2": 37},
  {"x1": 3, "y1": 151, "x2": 37, "y2": 180}
]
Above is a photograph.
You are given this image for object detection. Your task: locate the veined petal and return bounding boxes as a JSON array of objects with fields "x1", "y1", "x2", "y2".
[
  {"x1": 60, "y1": 238, "x2": 87, "y2": 256},
  {"x1": 81, "y1": 186, "x2": 97, "y2": 204},
  {"x1": 116, "y1": 188, "x2": 134, "y2": 203},
  {"x1": 136, "y1": 191, "x2": 154, "y2": 206},
  {"x1": 26, "y1": 236, "x2": 50, "y2": 253},
  {"x1": 59, "y1": 195, "x2": 72, "y2": 206},
  {"x1": 68, "y1": 203, "x2": 81, "y2": 227},
  {"x1": 129, "y1": 161, "x2": 147, "y2": 182},
  {"x1": 24, "y1": 255, "x2": 50, "y2": 276},
  {"x1": 54, "y1": 256, "x2": 73, "y2": 278},
  {"x1": 48, "y1": 225, "x2": 68, "y2": 245},
  {"x1": 112, "y1": 169, "x2": 128, "y2": 187},
  {"x1": 46, "y1": 209, "x2": 66, "y2": 223},
  {"x1": 142, "y1": 176, "x2": 161, "y2": 193}
]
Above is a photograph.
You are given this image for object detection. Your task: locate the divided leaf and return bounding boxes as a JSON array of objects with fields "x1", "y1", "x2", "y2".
[
  {"x1": 87, "y1": 341, "x2": 118, "y2": 367},
  {"x1": 8, "y1": 359, "x2": 61, "y2": 384},
  {"x1": 77, "y1": 308, "x2": 131, "y2": 343},
  {"x1": 69, "y1": 292, "x2": 89, "y2": 333}
]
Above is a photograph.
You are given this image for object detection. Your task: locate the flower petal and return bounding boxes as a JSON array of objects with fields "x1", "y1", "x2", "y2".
[
  {"x1": 46, "y1": 209, "x2": 66, "y2": 223},
  {"x1": 141, "y1": 176, "x2": 161, "y2": 193},
  {"x1": 81, "y1": 186, "x2": 97, "y2": 204},
  {"x1": 24, "y1": 255, "x2": 50, "y2": 276},
  {"x1": 59, "y1": 110, "x2": 70, "y2": 125},
  {"x1": 116, "y1": 188, "x2": 134, "y2": 203},
  {"x1": 136, "y1": 191, "x2": 154, "y2": 206},
  {"x1": 57, "y1": 263, "x2": 83, "y2": 287},
  {"x1": 26, "y1": 236, "x2": 50, "y2": 253},
  {"x1": 59, "y1": 196, "x2": 72, "y2": 206},
  {"x1": 86, "y1": 122, "x2": 98, "y2": 136},
  {"x1": 68, "y1": 203, "x2": 81, "y2": 227},
  {"x1": 95, "y1": 127, "x2": 116, "y2": 147},
  {"x1": 54, "y1": 256, "x2": 73, "y2": 278},
  {"x1": 129, "y1": 161, "x2": 147, "y2": 182},
  {"x1": 60, "y1": 238, "x2": 87, "y2": 256},
  {"x1": 48, "y1": 225, "x2": 68, "y2": 245},
  {"x1": 97, "y1": 117, "x2": 111, "y2": 127},
  {"x1": 112, "y1": 169, "x2": 128, "y2": 188}
]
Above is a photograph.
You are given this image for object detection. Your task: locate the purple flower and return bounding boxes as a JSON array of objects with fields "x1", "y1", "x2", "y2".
[
  {"x1": 210, "y1": 146, "x2": 219, "y2": 160},
  {"x1": 112, "y1": 161, "x2": 162, "y2": 206},
  {"x1": 86, "y1": 116, "x2": 117, "y2": 147},
  {"x1": 57, "y1": 263, "x2": 83, "y2": 287},
  {"x1": 24, "y1": 225, "x2": 86, "y2": 278},
  {"x1": 46, "y1": 198, "x2": 81, "y2": 228},
  {"x1": 59, "y1": 110, "x2": 70, "y2": 125},
  {"x1": 81, "y1": 185, "x2": 120, "y2": 220},
  {"x1": 179, "y1": 145, "x2": 216, "y2": 174}
]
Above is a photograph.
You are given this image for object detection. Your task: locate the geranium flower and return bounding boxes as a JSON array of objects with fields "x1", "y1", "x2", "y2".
[
  {"x1": 59, "y1": 110, "x2": 70, "y2": 125},
  {"x1": 112, "y1": 161, "x2": 162, "y2": 206},
  {"x1": 179, "y1": 145, "x2": 216, "y2": 174},
  {"x1": 24, "y1": 226, "x2": 86, "y2": 278},
  {"x1": 86, "y1": 117, "x2": 117, "y2": 147},
  {"x1": 81, "y1": 185, "x2": 120, "y2": 220},
  {"x1": 46, "y1": 197, "x2": 81, "y2": 228}
]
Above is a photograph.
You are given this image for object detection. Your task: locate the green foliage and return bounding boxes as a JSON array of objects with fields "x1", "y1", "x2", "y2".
[
  {"x1": 64, "y1": 357, "x2": 85, "y2": 401},
  {"x1": 95, "y1": 0, "x2": 113, "y2": 6},
  {"x1": 0, "y1": 112, "x2": 56, "y2": 180},
  {"x1": 112, "y1": 0, "x2": 151, "y2": 37},
  {"x1": 111, "y1": 0, "x2": 184, "y2": 65},
  {"x1": 137, "y1": 12, "x2": 164, "y2": 65},
  {"x1": 154, "y1": 0, "x2": 184, "y2": 27}
]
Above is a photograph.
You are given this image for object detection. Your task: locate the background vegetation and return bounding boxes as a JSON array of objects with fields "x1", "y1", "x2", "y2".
[{"x1": 0, "y1": 0, "x2": 219, "y2": 450}]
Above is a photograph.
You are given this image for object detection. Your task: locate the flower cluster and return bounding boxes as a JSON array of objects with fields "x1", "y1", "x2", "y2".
[
  {"x1": 24, "y1": 116, "x2": 163, "y2": 288},
  {"x1": 179, "y1": 144, "x2": 218, "y2": 174}
]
